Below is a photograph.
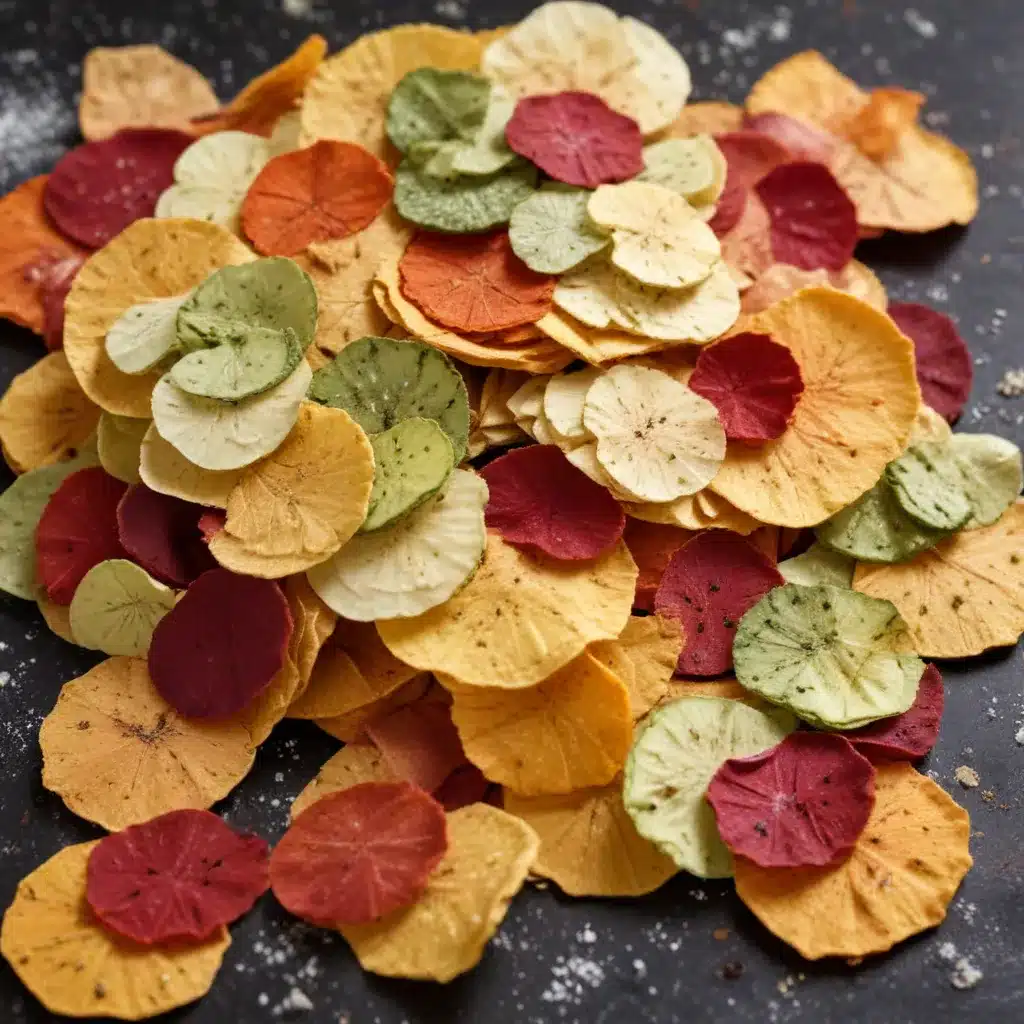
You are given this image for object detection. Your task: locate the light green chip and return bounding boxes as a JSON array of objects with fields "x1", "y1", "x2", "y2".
[
  {"x1": 508, "y1": 187, "x2": 610, "y2": 275},
  {"x1": 637, "y1": 136, "x2": 718, "y2": 203},
  {"x1": 363, "y1": 418, "x2": 455, "y2": 533},
  {"x1": 97, "y1": 413, "x2": 149, "y2": 484},
  {"x1": 885, "y1": 441, "x2": 972, "y2": 531},
  {"x1": 408, "y1": 92, "x2": 517, "y2": 179},
  {"x1": 949, "y1": 432, "x2": 1023, "y2": 528},
  {"x1": 733, "y1": 583, "x2": 924, "y2": 730},
  {"x1": 69, "y1": 559, "x2": 176, "y2": 657},
  {"x1": 105, "y1": 294, "x2": 191, "y2": 376},
  {"x1": 386, "y1": 68, "x2": 491, "y2": 155},
  {"x1": 778, "y1": 541, "x2": 854, "y2": 589},
  {"x1": 308, "y1": 336, "x2": 470, "y2": 464},
  {"x1": 623, "y1": 696, "x2": 795, "y2": 879}
]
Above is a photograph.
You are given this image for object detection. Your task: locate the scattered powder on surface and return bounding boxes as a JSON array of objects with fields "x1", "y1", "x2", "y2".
[
  {"x1": 434, "y1": 0, "x2": 468, "y2": 20},
  {"x1": 280, "y1": 0, "x2": 314, "y2": 17},
  {"x1": 904, "y1": 9, "x2": 939, "y2": 38},
  {"x1": 272, "y1": 987, "x2": 314, "y2": 1015},
  {"x1": 540, "y1": 955, "x2": 606, "y2": 1005},
  {"x1": 1015, "y1": 725, "x2": 1024, "y2": 745},
  {"x1": 950, "y1": 958, "x2": 984, "y2": 990},
  {"x1": 955, "y1": 766, "x2": 980, "y2": 788},
  {"x1": 0, "y1": 85, "x2": 75, "y2": 191},
  {"x1": 996, "y1": 368, "x2": 1024, "y2": 396}
]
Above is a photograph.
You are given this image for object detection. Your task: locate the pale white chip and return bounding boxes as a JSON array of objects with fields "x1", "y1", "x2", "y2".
[
  {"x1": 104, "y1": 293, "x2": 191, "y2": 375},
  {"x1": 639, "y1": 135, "x2": 725, "y2": 215},
  {"x1": 138, "y1": 425, "x2": 242, "y2": 509},
  {"x1": 97, "y1": 413, "x2": 149, "y2": 484},
  {"x1": 583, "y1": 363, "x2": 725, "y2": 502},
  {"x1": 564, "y1": 442, "x2": 638, "y2": 501},
  {"x1": 307, "y1": 470, "x2": 488, "y2": 621},
  {"x1": 529, "y1": 408, "x2": 558, "y2": 446},
  {"x1": 478, "y1": 370, "x2": 530, "y2": 430},
  {"x1": 588, "y1": 181, "x2": 720, "y2": 289},
  {"x1": 542, "y1": 367, "x2": 602, "y2": 443},
  {"x1": 505, "y1": 375, "x2": 549, "y2": 422},
  {"x1": 155, "y1": 131, "x2": 272, "y2": 232},
  {"x1": 150, "y1": 359, "x2": 311, "y2": 471},
  {"x1": 508, "y1": 186, "x2": 610, "y2": 275}
]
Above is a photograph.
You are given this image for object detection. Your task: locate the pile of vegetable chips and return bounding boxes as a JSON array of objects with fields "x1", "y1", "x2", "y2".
[{"x1": 0, "y1": 2, "x2": 1012, "y2": 1014}]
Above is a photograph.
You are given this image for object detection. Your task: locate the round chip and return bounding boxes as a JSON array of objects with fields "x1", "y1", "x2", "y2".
[
  {"x1": 44, "y1": 129, "x2": 192, "y2": 249},
  {"x1": 148, "y1": 568, "x2": 292, "y2": 718},
  {"x1": 623, "y1": 696, "x2": 795, "y2": 878},
  {"x1": 714, "y1": 130, "x2": 793, "y2": 190},
  {"x1": 638, "y1": 136, "x2": 723, "y2": 208},
  {"x1": 0, "y1": 842, "x2": 230, "y2": 1020},
  {"x1": 86, "y1": 809, "x2": 268, "y2": 944},
  {"x1": 740, "y1": 259, "x2": 888, "y2": 314},
  {"x1": 33, "y1": 251, "x2": 88, "y2": 351},
  {"x1": 364, "y1": 701, "x2": 467, "y2": 794},
  {"x1": 582, "y1": 363, "x2": 726, "y2": 502},
  {"x1": 137, "y1": 424, "x2": 242, "y2": 509},
  {"x1": 950, "y1": 433, "x2": 1024, "y2": 529},
  {"x1": 733, "y1": 583, "x2": 924, "y2": 729},
  {"x1": 270, "y1": 781, "x2": 447, "y2": 925},
  {"x1": 884, "y1": 441, "x2": 972, "y2": 531},
  {"x1": 479, "y1": 445, "x2": 625, "y2": 560},
  {"x1": 779, "y1": 541, "x2": 855, "y2": 589},
  {"x1": 623, "y1": 518, "x2": 693, "y2": 612},
  {"x1": 655, "y1": 531, "x2": 785, "y2": 677},
  {"x1": 735, "y1": 762, "x2": 972, "y2": 959},
  {"x1": 105, "y1": 293, "x2": 191, "y2": 377},
  {"x1": 541, "y1": 365, "x2": 601, "y2": 442},
  {"x1": 386, "y1": 68, "x2": 490, "y2": 155},
  {"x1": 688, "y1": 332, "x2": 804, "y2": 443},
  {"x1": 707, "y1": 732, "x2": 876, "y2": 868},
  {"x1": 508, "y1": 185, "x2": 610, "y2": 275}
]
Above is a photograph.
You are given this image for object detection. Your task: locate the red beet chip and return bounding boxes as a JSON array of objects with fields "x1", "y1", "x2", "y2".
[
  {"x1": 888, "y1": 303, "x2": 973, "y2": 422},
  {"x1": 707, "y1": 171, "x2": 747, "y2": 237},
  {"x1": 117, "y1": 483, "x2": 218, "y2": 588},
  {"x1": 654, "y1": 530, "x2": 784, "y2": 676},
  {"x1": 714, "y1": 131, "x2": 793, "y2": 190},
  {"x1": 743, "y1": 112, "x2": 837, "y2": 163},
  {"x1": 479, "y1": 445, "x2": 626, "y2": 560},
  {"x1": 505, "y1": 91, "x2": 643, "y2": 189},
  {"x1": 689, "y1": 332, "x2": 805, "y2": 443},
  {"x1": 86, "y1": 809, "x2": 269, "y2": 944},
  {"x1": 35, "y1": 466, "x2": 128, "y2": 605},
  {"x1": 22, "y1": 251, "x2": 86, "y2": 351},
  {"x1": 755, "y1": 161, "x2": 858, "y2": 272},
  {"x1": 364, "y1": 701, "x2": 467, "y2": 794},
  {"x1": 148, "y1": 568, "x2": 292, "y2": 718},
  {"x1": 270, "y1": 781, "x2": 447, "y2": 926},
  {"x1": 847, "y1": 663, "x2": 945, "y2": 763},
  {"x1": 44, "y1": 129, "x2": 193, "y2": 249},
  {"x1": 197, "y1": 508, "x2": 227, "y2": 542}
]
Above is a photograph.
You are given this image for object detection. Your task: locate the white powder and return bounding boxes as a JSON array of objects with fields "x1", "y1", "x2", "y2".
[
  {"x1": 281, "y1": 0, "x2": 314, "y2": 17},
  {"x1": 540, "y1": 955, "x2": 606, "y2": 1004},
  {"x1": 997, "y1": 368, "x2": 1024, "y2": 397},
  {"x1": 904, "y1": 9, "x2": 938, "y2": 39},
  {"x1": 273, "y1": 987, "x2": 314, "y2": 1014},
  {"x1": 434, "y1": 0, "x2": 468, "y2": 20},
  {"x1": 950, "y1": 958, "x2": 983, "y2": 990},
  {"x1": 0, "y1": 86, "x2": 75, "y2": 191}
]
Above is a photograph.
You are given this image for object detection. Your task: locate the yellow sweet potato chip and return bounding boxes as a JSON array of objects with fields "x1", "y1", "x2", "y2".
[
  {"x1": 237, "y1": 653, "x2": 303, "y2": 748},
  {"x1": 735, "y1": 763, "x2": 972, "y2": 959},
  {"x1": 536, "y1": 308, "x2": 676, "y2": 365},
  {"x1": 291, "y1": 742, "x2": 398, "y2": 819},
  {"x1": 622, "y1": 488, "x2": 762, "y2": 535},
  {"x1": 37, "y1": 593, "x2": 76, "y2": 644},
  {"x1": 339, "y1": 803, "x2": 538, "y2": 982},
  {"x1": 663, "y1": 100, "x2": 744, "y2": 138},
  {"x1": 842, "y1": 87, "x2": 925, "y2": 160},
  {"x1": 740, "y1": 260, "x2": 887, "y2": 315},
  {"x1": 138, "y1": 424, "x2": 243, "y2": 509},
  {"x1": 97, "y1": 413, "x2": 149, "y2": 484},
  {"x1": 0, "y1": 842, "x2": 230, "y2": 1020},
  {"x1": 314, "y1": 673, "x2": 432, "y2": 743}
]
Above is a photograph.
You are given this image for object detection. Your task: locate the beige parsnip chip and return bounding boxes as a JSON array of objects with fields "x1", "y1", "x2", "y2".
[
  {"x1": 538, "y1": 308, "x2": 679, "y2": 365},
  {"x1": 710, "y1": 288, "x2": 919, "y2": 526},
  {"x1": 314, "y1": 673, "x2": 432, "y2": 743},
  {"x1": 39, "y1": 657, "x2": 255, "y2": 831},
  {"x1": 237, "y1": 654, "x2": 303, "y2": 748},
  {"x1": 0, "y1": 842, "x2": 230, "y2": 1021},
  {"x1": 64, "y1": 218, "x2": 255, "y2": 418},
  {"x1": 541, "y1": 366, "x2": 601, "y2": 443},
  {"x1": 564, "y1": 442, "x2": 646, "y2": 502},
  {"x1": 339, "y1": 804, "x2": 538, "y2": 982},
  {"x1": 97, "y1": 413, "x2": 148, "y2": 484},
  {"x1": 622, "y1": 488, "x2": 763, "y2": 535},
  {"x1": 663, "y1": 100, "x2": 744, "y2": 138},
  {"x1": 138, "y1": 424, "x2": 243, "y2": 509},
  {"x1": 740, "y1": 260, "x2": 887, "y2": 314},
  {"x1": 291, "y1": 742, "x2": 398, "y2": 819},
  {"x1": 378, "y1": 533, "x2": 636, "y2": 689}
]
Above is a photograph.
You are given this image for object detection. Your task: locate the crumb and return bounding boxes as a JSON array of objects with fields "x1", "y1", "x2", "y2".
[
  {"x1": 980, "y1": 790, "x2": 996, "y2": 803},
  {"x1": 997, "y1": 368, "x2": 1024, "y2": 397},
  {"x1": 954, "y1": 766, "x2": 980, "y2": 788},
  {"x1": 713, "y1": 927, "x2": 730, "y2": 941},
  {"x1": 950, "y1": 958, "x2": 983, "y2": 990}
]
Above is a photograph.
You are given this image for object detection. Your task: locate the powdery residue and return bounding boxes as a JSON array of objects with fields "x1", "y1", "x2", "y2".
[
  {"x1": 904, "y1": 9, "x2": 939, "y2": 39},
  {"x1": 0, "y1": 85, "x2": 75, "y2": 191},
  {"x1": 540, "y1": 955, "x2": 606, "y2": 1005}
]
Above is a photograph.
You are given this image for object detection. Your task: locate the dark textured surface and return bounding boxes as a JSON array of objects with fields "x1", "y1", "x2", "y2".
[{"x1": 1, "y1": 1, "x2": 1023, "y2": 1021}]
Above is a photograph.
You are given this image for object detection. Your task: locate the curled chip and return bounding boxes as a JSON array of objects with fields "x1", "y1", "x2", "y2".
[
  {"x1": 307, "y1": 470, "x2": 487, "y2": 621},
  {"x1": 35, "y1": 466, "x2": 128, "y2": 605},
  {"x1": 0, "y1": 842, "x2": 230, "y2": 1020},
  {"x1": 40, "y1": 657, "x2": 255, "y2": 830},
  {"x1": 377, "y1": 533, "x2": 636, "y2": 689},
  {"x1": 742, "y1": 111, "x2": 836, "y2": 163},
  {"x1": 44, "y1": 129, "x2": 193, "y2": 249},
  {"x1": 950, "y1": 433, "x2": 1024, "y2": 528},
  {"x1": 707, "y1": 732, "x2": 876, "y2": 868},
  {"x1": 270, "y1": 781, "x2": 447, "y2": 925},
  {"x1": 504, "y1": 778, "x2": 677, "y2": 897},
  {"x1": 779, "y1": 541, "x2": 855, "y2": 589},
  {"x1": 148, "y1": 568, "x2": 292, "y2": 718},
  {"x1": 98, "y1": 414, "x2": 149, "y2": 484},
  {"x1": 733, "y1": 583, "x2": 924, "y2": 729},
  {"x1": 241, "y1": 140, "x2": 394, "y2": 257},
  {"x1": 688, "y1": 332, "x2": 804, "y2": 443},
  {"x1": 105, "y1": 293, "x2": 192, "y2": 377},
  {"x1": 714, "y1": 131, "x2": 793, "y2": 191},
  {"x1": 398, "y1": 230, "x2": 554, "y2": 334},
  {"x1": 138, "y1": 425, "x2": 243, "y2": 509},
  {"x1": 853, "y1": 502, "x2": 1024, "y2": 658},
  {"x1": 386, "y1": 67, "x2": 490, "y2": 156},
  {"x1": 480, "y1": 445, "x2": 625, "y2": 560},
  {"x1": 541, "y1": 365, "x2": 601, "y2": 442},
  {"x1": 655, "y1": 531, "x2": 785, "y2": 677},
  {"x1": 0, "y1": 351, "x2": 100, "y2": 474},
  {"x1": 291, "y1": 743, "x2": 398, "y2": 819},
  {"x1": 508, "y1": 186, "x2": 609, "y2": 275},
  {"x1": 885, "y1": 441, "x2": 971, "y2": 532},
  {"x1": 339, "y1": 803, "x2": 538, "y2": 982},
  {"x1": 735, "y1": 763, "x2": 972, "y2": 959},
  {"x1": 665, "y1": 100, "x2": 743, "y2": 138},
  {"x1": 623, "y1": 486, "x2": 762, "y2": 536},
  {"x1": 446, "y1": 649, "x2": 632, "y2": 794},
  {"x1": 638, "y1": 136, "x2": 725, "y2": 212},
  {"x1": 86, "y1": 809, "x2": 268, "y2": 943},
  {"x1": 623, "y1": 696, "x2": 795, "y2": 878},
  {"x1": 505, "y1": 91, "x2": 643, "y2": 188},
  {"x1": 623, "y1": 518, "x2": 694, "y2": 612},
  {"x1": 887, "y1": 302, "x2": 972, "y2": 422},
  {"x1": 365, "y1": 701, "x2": 467, "y2": 794}
]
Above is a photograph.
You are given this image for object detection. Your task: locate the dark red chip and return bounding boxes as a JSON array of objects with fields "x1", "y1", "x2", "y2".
[
  {"x1": 714, "y1": 131, "x2": 793, "y2": 191},
  {"x1": 654, "y1": 530, "x2": 784, "y2": 676},
  {"x1": 707, "y1": 172, "x2": 747, "y2": 237},
  {"x1": 623, "y1": 518, "x2": 692, "y2": 613},
  {"x1": 689, "y1": 332, "x2": 805, "y2": 443},
  {"x1": 479, "y1": 445, "x2": 626, "y2": 560},
  {"x1": 117, "y1": 483, "x2": 218, "y2": 589},
  {"x1": 148, "y1": 568, "x2": 292, "y2": 718},
  {"x1": 887, "y1": 303, "x2": 973, "y2": 422},
  {"x1": 434, "y1": 763, "x2": 491, "y2": 812},
  {"x1": 364, "y1": 701, "x2": 467, "y2": 794},
  {"x1": 847, "y1": 663, "x2": 945, "y2": 762},
  {"x1": 743, "y1": 112, "x2": 837, "y2": 163},
  {"x1": 86, "y1": 809, "x2": 269, "y2": 944},
  {"x1": 44, "y1": 129, "x2": 193, "y2": 249},
  {"x1": 505, "y1": 91, "x2": 643, "y2": 189},
  {"x1": 755, "y1": 161, "x2": 859, "y2": 272},
  {"x1": 197, "y1": 508, "x2": 227, "y2": 542},
  {"x1": 269, "y1": 781, "x2": 448, "y2": 926},
  {"x1": 22, "y1": 251, "x2": 86, "y2": 351},
  {"x1": 707, "y1": 732, "x2": 876, "y2": 868},
  {"x1": 35, "y1": 467, "x2": 128, "y2": 605}
]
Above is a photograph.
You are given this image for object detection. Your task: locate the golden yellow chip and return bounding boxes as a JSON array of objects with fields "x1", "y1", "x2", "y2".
[
  {"x1": 622, "y1": 488, "x2": 762, "y2": 535},
  {"x1": 735, "y1": 763, "x2": 972, "y2": 959},
  {"x1": 504, "y1": 777, "x2": 677, "y2": 896},
  {"x1": 291, "y1": 742, "x2": 398, "y2": 819},
  {"x1": 536, "y1": 309, "x2": 677, "y2": 366},
  {"x1": 339, "y1": 803, "x2": 538, "y2": 982},
  {"x1": 39, "y1": 657, "x2": 255, "y2": 831},
  {"x1": 64, "y1": 219, "x2": 254, "y2": 418},
  {"x1": 378, "y1": 533, "x2": 637, "y2": 689},
  {"x1": 97, "y1": 413, "x2": 149, "y2": 484},
  {"x1": 709, "y1": 288, "x2": 919, "y2": 526},
  {"x1": 237, "y1": 654, "x2": 303, "y2": 748},
  {"x1": 673, "y1": 677, "x2": 754, "y2": 701},
  {"x1": 842, "y1": 87, "x2": 924, "y2": 161},
  {"x1": 740, "y1": 260, "x2": 887, "y2": 315},
  {"x1": 79, "y1": 45, "x2": 219, "y2": 140},
  {"x1": 37, "y1": 593, "x2": 76, "y2": 644},
  {"x1": 0, "y1": 842, "x2": 230, "y2": 1020},
  {"x1": 138, "y1": 424, "x2": 242, "y2": 509},
  {"x1": 853, "y1": 501, "x2": 1024, "y2": 658},
  {"x1": 314, "y1": 673, "x2": 432, "y2": 743},
  {"x1": 0, "y1": 351, "x2": 100, "y2": 474},
  {"x1": 300, "y1": 24, "x2": 485, "y2": 159},
  {"x1": 663, "y1": 100, "x2": 744, "y2": 138}
]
